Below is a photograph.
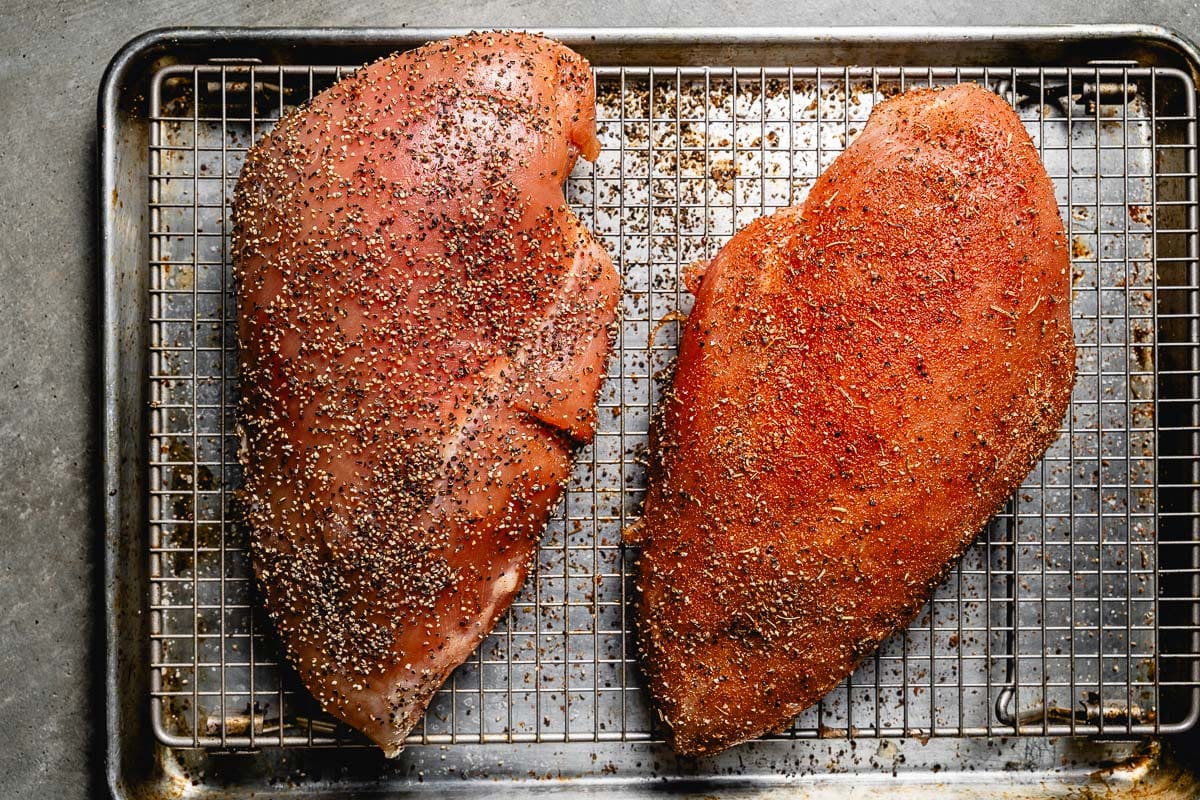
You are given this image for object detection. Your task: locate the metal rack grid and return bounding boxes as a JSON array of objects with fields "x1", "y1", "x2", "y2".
[{"x1": 146, "y1": 61, "x2": 1200, "y2": 750}]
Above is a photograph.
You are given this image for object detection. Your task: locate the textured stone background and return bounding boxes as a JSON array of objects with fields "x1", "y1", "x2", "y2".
[{"x1": 2, "y1": 2, "x2": 1199, "y2": 797}]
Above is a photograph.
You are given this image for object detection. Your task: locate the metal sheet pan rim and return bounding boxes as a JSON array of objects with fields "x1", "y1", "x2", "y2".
[
  {"x1": 101, "y1": 22, "x2": 1200, "y2": 50},
  {"x1": 100, "y1": 25, "x2": 1200, "y2": 800}
]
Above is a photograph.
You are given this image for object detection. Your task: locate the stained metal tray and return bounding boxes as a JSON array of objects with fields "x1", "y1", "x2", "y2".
[{"x1": 102, "y1": 26, "x2": 1200, "y2": 799}]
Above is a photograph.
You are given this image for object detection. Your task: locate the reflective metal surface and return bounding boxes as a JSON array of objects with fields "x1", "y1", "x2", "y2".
[{"x1": 103, "y1": 26, "x2": 1200, "y2": 798}]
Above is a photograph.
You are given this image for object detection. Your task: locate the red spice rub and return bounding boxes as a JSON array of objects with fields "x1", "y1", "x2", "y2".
[
  {"x1": 233, "y1": 32, "x2": 619, "y2": 755},
  {"x1": 629, "y1": 83, "x2": 1075, "y2": 755}
]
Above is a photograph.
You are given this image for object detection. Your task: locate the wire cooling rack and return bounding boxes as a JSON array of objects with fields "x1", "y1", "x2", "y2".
[{"x1": 146, "y1": 61, "x2": 1200, "y2": 749}]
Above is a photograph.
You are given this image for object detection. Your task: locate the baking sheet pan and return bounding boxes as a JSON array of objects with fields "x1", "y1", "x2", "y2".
[{"x1": 102, "y1": 26, "x2": 1200, "y2": 799}]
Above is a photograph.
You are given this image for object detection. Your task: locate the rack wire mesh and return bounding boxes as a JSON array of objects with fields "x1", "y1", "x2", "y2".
[{"x1": 146, "y1": 60, "x2": 1200, "y2": 749}]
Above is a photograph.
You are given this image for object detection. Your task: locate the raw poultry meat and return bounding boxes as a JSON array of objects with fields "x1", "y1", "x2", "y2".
[
  {"x1": 233, "y1": 32, "x2": 619, "y2": 755},
  {"x1": 629, "y1": 83, "x2": 1076, "y2": 755}
]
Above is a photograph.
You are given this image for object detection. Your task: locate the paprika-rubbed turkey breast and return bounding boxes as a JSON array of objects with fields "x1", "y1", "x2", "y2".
[
  {"x1": 628, "y1": 83, "x2": 1075, "y2": 755},
  {"x1": 233, "y1": 32, "x2": 619, "y2": 755}
]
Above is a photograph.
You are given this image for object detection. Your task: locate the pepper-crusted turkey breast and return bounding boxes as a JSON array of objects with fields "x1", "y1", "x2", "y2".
[
  {"x1": 233, "y1": 32, "x2": 619, "y2": 756},
  {"x1": 628, "y1": 83, "x2": 1075, "y2": 755}
]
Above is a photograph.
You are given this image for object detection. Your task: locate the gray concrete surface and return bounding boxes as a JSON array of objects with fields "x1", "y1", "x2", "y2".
[{"x1": 2, "y1": 1, "x2": 1199, "y2": 797}]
